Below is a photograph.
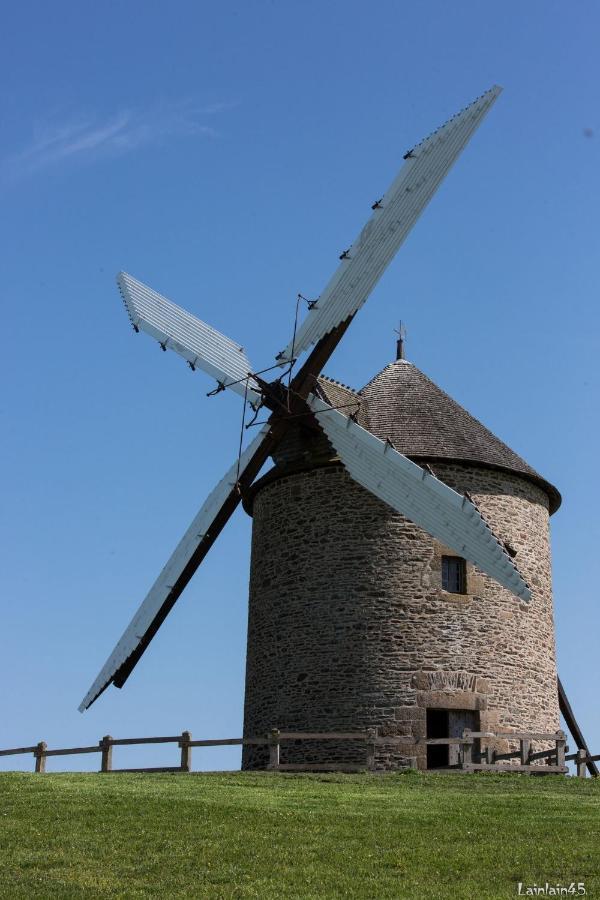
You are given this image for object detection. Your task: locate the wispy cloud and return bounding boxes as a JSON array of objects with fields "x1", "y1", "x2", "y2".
[{"x1": 3, "y1": 99, "x2": 232, "y2": 181}]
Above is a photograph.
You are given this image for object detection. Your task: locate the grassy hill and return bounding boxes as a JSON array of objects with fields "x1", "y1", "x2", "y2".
[{"x1": 0, "y1": 770, "x2": 598, "y2": 898}]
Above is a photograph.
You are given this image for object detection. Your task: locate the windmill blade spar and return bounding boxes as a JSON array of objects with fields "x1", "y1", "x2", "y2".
[
  {"x1": 79, "y1": 425, "x2": 272, "y2": 712},
  {"x1": 308, "y1": 394, "x2": 531, "y2": 601},
  {"x1": 277, "y1": 85, "x2": 502, "y2": 364},
  {"x1": 118, "y1": 272, "x2": 262, "y2": 405}
]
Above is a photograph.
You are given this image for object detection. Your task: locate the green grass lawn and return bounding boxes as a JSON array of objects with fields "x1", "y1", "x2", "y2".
[{"x1": 0, "y1": 770, "x2": 598, "y2": 899}]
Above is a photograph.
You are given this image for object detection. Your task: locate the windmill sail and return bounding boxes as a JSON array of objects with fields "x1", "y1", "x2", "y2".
[
  {"x1": 277, "y1": 85, "x2": 502, "y2": 363},
  {"x1": 79, "y1": 87, "x2": 512, "y2": 712},
  {"x1": 308, "y1": 394, "x2": 531, "y2": 601},
  {"x1": 78, "y1": 425, "x2": 271, "y2": 711},
  {"x1": 118, "y1": 272, "x2": 262, "y2": 405}
]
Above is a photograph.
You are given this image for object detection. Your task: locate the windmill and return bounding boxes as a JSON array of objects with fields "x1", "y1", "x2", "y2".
[{"x1": 80, "y1": 84, "x2": 534, "y2": 721}]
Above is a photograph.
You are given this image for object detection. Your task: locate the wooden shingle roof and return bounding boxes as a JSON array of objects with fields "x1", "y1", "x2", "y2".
[{"x1": 317, "y1": 361, "x2": 561, "y2": 514}]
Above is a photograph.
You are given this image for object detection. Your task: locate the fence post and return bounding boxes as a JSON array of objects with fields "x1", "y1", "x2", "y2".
[
  {"x1": 520, "y1": 738, "x2": 531, "y2": 766},
  {"x1": 365, "y1": 727, "x2": 377, "y2": 771},
  {"x1": 268, "y1": 729, "x2": 280, "y2": 770},
  {"x1": 100, "y1": 735, "x2": 113, "y2": 773},
  {"x1": 576, "y1": 748, "x2": 587, "y2": 778},
  {"x1": 462, "y1": 729, "x2": 474, "y2": 767},
  {"x1": 180, "y1": 731, "x2": 192, "y2": 773},
  {"x1": 34, "y1": 742, "x2": 47, "y2": 773},
  {"x1": 485, "y1": 743, "x2": 495, "y2": 766},
  {"x1": 556, "y1": 731, "x2": 566, "y2": 769}
]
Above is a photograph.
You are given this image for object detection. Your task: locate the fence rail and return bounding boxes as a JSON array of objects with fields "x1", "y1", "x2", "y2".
[
  {"x1": 0, "y1": 727, "x2": 594, "y2": 776},
  {"x1": 0, "y1": 729, "x2": 395, "y2": 774},
  {"x1": 425, "y1": 729, "x2": 570, "y2": 775}
]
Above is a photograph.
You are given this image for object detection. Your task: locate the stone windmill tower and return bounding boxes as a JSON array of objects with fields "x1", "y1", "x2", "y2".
[
  {"x1": 80, "y1": 85, "x2": 579, "y2": 771},
  {"x1": 241, "y1": 352, "x2": 561, "y2": 770}
]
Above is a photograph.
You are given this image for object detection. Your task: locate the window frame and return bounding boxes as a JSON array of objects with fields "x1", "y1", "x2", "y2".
[{"x1": 441, "y1": 555, "x2": 467, "y2": 594}]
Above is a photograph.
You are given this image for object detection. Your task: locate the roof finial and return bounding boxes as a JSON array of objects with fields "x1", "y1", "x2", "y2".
[{"x1": 394, "y1": 320, "x2": 407, "y2": 360}]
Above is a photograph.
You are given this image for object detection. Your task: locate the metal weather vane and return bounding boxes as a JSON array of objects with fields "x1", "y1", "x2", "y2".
[{"x1": 80, "y1": 84, "x2": 527, "y2": 713}]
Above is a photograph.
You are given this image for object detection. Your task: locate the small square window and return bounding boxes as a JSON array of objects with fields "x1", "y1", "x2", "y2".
[{"x1": 442, "y1": 556, "x2": 466, "y2": 594}]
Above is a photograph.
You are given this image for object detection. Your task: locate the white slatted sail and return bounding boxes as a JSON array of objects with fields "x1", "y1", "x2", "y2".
[
  {"x1": 118, "y1": 272, "x2": 262, "y2": 406},
  {"x1": 308, "y1": 395, "x2": 531, "y2": 601},
  {"x1": 78, "y1": 425, "x2": 271, "y2": 712},
  {"x1": 277, "y1": 86, "x2": 502, "y2": 363}
]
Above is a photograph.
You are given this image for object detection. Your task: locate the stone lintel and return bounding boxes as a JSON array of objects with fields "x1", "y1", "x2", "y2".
[{"x1": 416, "y1": 690, "x2": 488, "y2": 711}]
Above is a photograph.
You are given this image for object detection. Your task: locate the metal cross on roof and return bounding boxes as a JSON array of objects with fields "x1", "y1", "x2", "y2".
[{"x1": 394, "y1": 320, "x2": 407, "y2": 360}]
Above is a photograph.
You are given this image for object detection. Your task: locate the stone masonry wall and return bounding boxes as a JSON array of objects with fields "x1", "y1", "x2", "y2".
[{"x1": 241, "y1": 462, "x2": 559, "y2": 770}]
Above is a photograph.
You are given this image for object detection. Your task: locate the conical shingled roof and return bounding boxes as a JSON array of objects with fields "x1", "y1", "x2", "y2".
[{"x1": 354, "y1": 359, "x2": 561, "y2": 514}]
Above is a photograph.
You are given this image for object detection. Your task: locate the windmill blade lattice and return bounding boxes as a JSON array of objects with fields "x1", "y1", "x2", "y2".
[
  {"x1": 118, "y1": 272, "x2": 262, "y2": 405},
  {"x1": 276, "y1": 85, "x2": 501, "y2": 363}
]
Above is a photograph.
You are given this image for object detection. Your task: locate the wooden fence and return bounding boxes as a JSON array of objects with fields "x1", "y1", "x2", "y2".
[
  {"x1": 0, "y1": 727, "x2": 594, "y2": 775},
  {"x1": 566, "y1": 748, "x2": 600, "y2": 778},
  {"x1": 426, "y1": 729, "x2": 570, "y2": 774},
  {"x1": 0, "y1": 729, "x2": 395, "y2": 774}
]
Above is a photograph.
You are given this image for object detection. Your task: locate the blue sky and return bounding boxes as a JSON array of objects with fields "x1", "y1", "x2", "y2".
[{"x1": 2, "y1": 1, "x2": 599, "y2": 771}]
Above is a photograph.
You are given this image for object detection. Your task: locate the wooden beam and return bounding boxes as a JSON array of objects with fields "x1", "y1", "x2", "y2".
[
  {"x1": 556, "y1": 733, "x2": 566, "y2": 769},
  {"x1": 107, "y1": 766, "x2": 184, "y2": 774},
  {"x1": 463, "y1": 763, "x2": 567, "y2": 774},
  {"x1": 186, "y1": 737, "x2": 267, "y2": 747},
  {"x1": 558, "y1": 676, "x2": 599, "y2": 777},
  {"x1": 42, "y1": 745, "x2": 101, "y2": 757},
  {"x1": 288, "y1": 316, "x2": 355, "y2": 401},
  {"x1": 366, "y1": 727, "x2": 376, "y2": 771},
  {"x1": 0, "y1": 745, "x2": 38, "y2": 757},
  {"x1": 268, "y1": 729, "x2": 280, "y2": 770},
  {"x1": 278, "y1": 731, "x2": 367, "y2": 741},
  {"x1": 180, "y1": 731, "x2": 192, "y2": 772},
  {"x1": 109, "y1": 735, "x2": 183, "y2": 746},
  {"x1": 492, "y1": 751, "x2": 521, "y2": 762},
  {"x1": 528, "y1": 748, "x2": 557, "y2": 762},
  {"x1": 34, "y1": 742, "x2": 46, "y2": 773},
  {"x1": 486, "y1": 731, "x2": 563, "y2": 741},
  {"x1": 277, "y1": 764, "x2": 366, "y2": 772},
  {"x1": 100, "y1": 735, "x2": 113, "y2": 773}
]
